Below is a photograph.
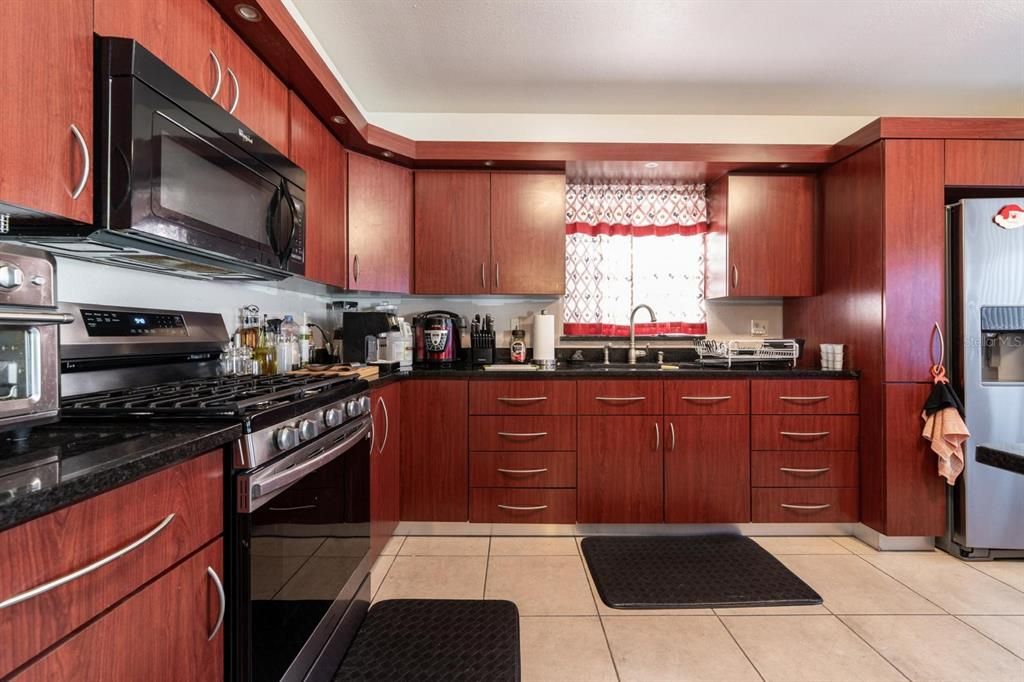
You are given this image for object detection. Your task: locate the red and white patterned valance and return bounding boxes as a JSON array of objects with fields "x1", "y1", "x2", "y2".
[{"x1": 564, "y1": 182, "x2": 708, "y2": 337}]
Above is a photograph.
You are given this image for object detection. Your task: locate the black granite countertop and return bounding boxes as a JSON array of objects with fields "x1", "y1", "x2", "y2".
[
  {"x1": 977, "y1": 444, "x2": 1024, "y2": 476},
  {"x1": 0, "y1": 420, "x2": 242, "y2": 532}
]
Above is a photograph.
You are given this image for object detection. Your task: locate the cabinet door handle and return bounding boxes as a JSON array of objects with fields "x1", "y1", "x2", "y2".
[
  {"x1": 69, "y1": 124, "x2": 90, "y2": 200},
  {"x1": 206, "y1": 566, "x2": 225, "y2": 641},
  {"x1": 669, "y1": 422, "x2": 676, "y2": 451},
  {"x1": 495, "y1": 261, "x2": 500, "y2": 289},
  {"x1": 497, "y1": 396, "x2": 548, "y2": 404},
  {"x1": 779, "y1": 395, "x2": 831, "y2": 403},
  {"x1": 731, "y1": 264, "x2": 739, "y2": 289},
  {"x1": 595, "y1": 396, "x2": 646, "y2": 403},
  {"x1": 680, "y1": 395, "x2": 732, "y2": 402},
  {"x1": 497, "y1": 468, "x2": 548, "y2": 475},
  {"x1": 780, "y1": 431, "x2": 830, "y2": 439},
  {"x1": 497, "y1": 431, "x2": 548, "y2": 439},
  {"x1": 353, "y1": 254, "x2": 359, "y2": 283},
  {"x1": 0, "y1": 513, "x2": 175, "y2": 610},
  {"x1": 780, "y1": 503, "x2": 831, "y2": 511},
  {"x1": 378, "y1": 396, "x2": 389, "y2": 454},
  {"x1": 267, "y1": 504, "x2": 317, "y2": 512},
  {"x1": 480, "y1": 263, "x2": 486, "y2": 289},
  {"x1": 654, "y1": 422, "x2": 661, "y2": 451},
  {"x1": 226, "y1": 67, "x2": 240, "y2": 114},
  {"x1": 497, "y1": 504, "x2": 548, "y2": 512},
  {"x1": 779, "y1": 467, "x2": 831, "y2": 474},
  {"x1": 208, "y1": 50, "x2": 223, "y2": 100}
]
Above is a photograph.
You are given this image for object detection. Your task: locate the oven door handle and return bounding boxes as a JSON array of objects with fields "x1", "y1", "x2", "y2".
[
  {"x1": 248, "y1": 419, "x2": 370, "y2": 509},
  {"x1": 0, "y1": 311, "x2": 75, "y2": 325}
]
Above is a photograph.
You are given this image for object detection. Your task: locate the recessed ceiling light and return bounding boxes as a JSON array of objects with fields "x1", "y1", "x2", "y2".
[
  {"x1": 483, "y1": 160, "x2": 495, "y2": 167},
  {"x1": 644, "y1": 162, "x2": 659, "y2": 169},
  {"x1": 381, "y1": 150, "x2": 394, "y2": 158},
  {"x1": 235, "y1": 4, "x2": 262, "y2": 21},
  {"x1": 331, "y1": 115, "x2": 348, "y2": 125}
]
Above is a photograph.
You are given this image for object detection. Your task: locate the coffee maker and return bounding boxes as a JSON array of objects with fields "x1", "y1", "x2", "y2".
[
  {"x1": 413, "y1": 311, "x2": 462, "y2": 368},
  {"x1": 341, "y1": 310, "x2": 398, "y2": 363}
]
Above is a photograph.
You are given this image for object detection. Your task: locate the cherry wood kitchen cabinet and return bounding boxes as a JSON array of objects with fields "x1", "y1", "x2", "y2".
[
  {"x1": 371, "y1": 382, "x2": 401, "y2": 559},
  {"x1": 490, "y1": 173, "x2": 567, "y2": 294},
  {"x1": 348, "y1": 152, "x2": 413, "y2": 293},
  {"x1": 577, "y1": 416, "x2": 663, "y2": 523},
  {"x1": 944, "y1": 140, "x2": 1024, "y2": 187},
  {"x1": 706, "y1": 174, "x2": 817, "y2": 299},
  {"x1": 414, "y1": 172, "x2": 492, "y2": 294},
  {"x1": 664, "y1": 415, "x2": 751, "y2": 523},
  {"x1": 0, "y1": 0, "x2": 93, "y2": 223},
  {"x1": 15, "y1": 540, "x2": 225, "y2": 682},
  {"x1": 470, "y1": 489, "x2": 576, "y2": 524},
  {"x1": 400, "y1": 380, "x2": 468, "y2": 521},
  {"x1": 289, "y1": 93, "x2": 347, "y2": 288}
]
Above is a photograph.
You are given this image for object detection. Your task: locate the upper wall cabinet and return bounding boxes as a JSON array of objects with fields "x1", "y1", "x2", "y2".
[
  {"x1": 414, "y1": 172, "x2": 566, "y2": 295},
  {"x1": 289, "y1": 93, "x2": 346, "y2": 289},
  {"x1": 95, "y1": 0, "x2": 289, "y2": 153},
  {"x1": 347, "y1": 153, "x2": 413, "y2": 293},
  {"x1": 0, "y1": 0, "x2": 93, "y2": 223},
  {"x1": 706, "y1": 174, "x2": 817, "y2": 299},
  {"x1": 944, "y1": 140, "x2": 1024, "y2": 187}
]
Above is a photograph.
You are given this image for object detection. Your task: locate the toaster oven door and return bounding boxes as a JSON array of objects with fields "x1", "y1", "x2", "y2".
[{"x1": 0, "y1": 321, "x2": 60, "y2": 430}]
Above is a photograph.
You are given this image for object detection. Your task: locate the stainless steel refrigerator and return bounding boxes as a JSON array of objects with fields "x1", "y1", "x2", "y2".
[{"x1": 943, "y1": 198, "x2": 1024, "y2": 558}]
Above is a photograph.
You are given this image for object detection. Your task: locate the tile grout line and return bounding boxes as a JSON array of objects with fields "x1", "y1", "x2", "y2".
[
  {"x1": 847, "y1": 552, "x2": 951, "y2": 615},
  {"x1": 832, "y1": 615, "x2": 913, "y2": 681},
  {"x1": 952, "y1": 614, "x2": 1024, "y2": 662},
  {"x1": 959, "y1": 561, "x2": 1024, "y2": 595},
  {"x1": 482, "y1": 535, "x2": 493, "y2": 599},
  {"x1": 576, "y1": 535, "x2": 623, "y2": 681},
  {"x1": 716, "y1": 614, "x2": 766, "y2": 682}
]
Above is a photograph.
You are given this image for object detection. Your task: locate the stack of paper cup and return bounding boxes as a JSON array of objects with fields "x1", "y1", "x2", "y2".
[{"x1": 820, "y1": 344, "x2": 845, "y2": 371}]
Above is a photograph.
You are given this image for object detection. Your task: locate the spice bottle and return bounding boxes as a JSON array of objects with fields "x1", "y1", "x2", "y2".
[{"x1": 510, "y1": 329, "x2": 527, "y2": 363}]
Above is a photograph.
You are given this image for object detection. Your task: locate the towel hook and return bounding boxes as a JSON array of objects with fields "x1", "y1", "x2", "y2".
[{"x1": 930, "y1": 321, "x2": 945, "y2": 369}]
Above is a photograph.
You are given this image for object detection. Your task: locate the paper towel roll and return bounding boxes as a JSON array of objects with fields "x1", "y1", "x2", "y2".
[{"x1": 532, "y1": 312, "x2": 556, "y2": 362}]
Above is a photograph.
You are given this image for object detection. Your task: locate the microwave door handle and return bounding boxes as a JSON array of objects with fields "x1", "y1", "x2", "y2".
[
  {"x1": 278, "y1": 182, "x2": 298, "y2": 265},
  {"x1": 265, "y1": 184, "x2": 284, "y2": 263}
]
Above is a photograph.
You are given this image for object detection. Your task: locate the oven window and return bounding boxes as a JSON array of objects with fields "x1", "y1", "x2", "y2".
[
  {"x1": 0, "y1": 329, "x2": 38, "y2": 402},
  {"x1": 247, "y1": 450, "x2": 370, "y2": 682},
  {"x1": 153, "y1": 115, "x2": 278, "y2": 246}
]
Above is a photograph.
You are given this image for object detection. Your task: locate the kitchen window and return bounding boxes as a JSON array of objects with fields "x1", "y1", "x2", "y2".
[{"x1": 563, "y1": 182, "x2": 708, "y2": 336}]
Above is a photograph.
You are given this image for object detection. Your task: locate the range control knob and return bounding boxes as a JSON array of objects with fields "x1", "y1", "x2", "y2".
[
  {"x1": 358, "y1": 396, "x2": 372, "y2": 414},
  {"x1": 298, "y1": 419, "x2": 318, "y2": 441},
  {"x1": 346, "y1": 400, "x2": 360, "y2": 418},
  {"x1": 0, "y1": 263, "x2": 24, "y2": 290},
  {"x1": 274, "y1": 426, "x2": 300, "y2": 450},
  {"x1": 323, "y1": 407, "x2": 344, "y2": 428}
]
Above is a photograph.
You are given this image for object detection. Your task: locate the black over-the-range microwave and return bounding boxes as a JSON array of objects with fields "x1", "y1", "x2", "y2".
[{"x1": 5, "y1": 37, "x2": 305, "y2": 281}]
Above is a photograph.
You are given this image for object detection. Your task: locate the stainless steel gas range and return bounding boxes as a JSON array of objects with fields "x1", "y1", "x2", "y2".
[{"x1": 57, "y1": 303, "x2": 373, "y2": 682}]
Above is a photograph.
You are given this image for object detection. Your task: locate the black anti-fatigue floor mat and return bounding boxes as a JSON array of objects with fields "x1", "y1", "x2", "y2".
[
  {"x1": 335, "y1": 599, "x2": 521, "y2": 681},
  {"x1": 581, "y1": 534, "x2": 822, "y2": 609}
]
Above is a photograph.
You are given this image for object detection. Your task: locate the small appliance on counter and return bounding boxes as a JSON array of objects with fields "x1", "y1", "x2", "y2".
[
  {"x1": 341, "y1": 309, "x2": 398, "y2": 364},
  {"x1": 470, "y1": 313, "x2": 496, "y2": 366},
  {"x1": 413, "y1": 311, "x2": 462, "y2": 368}
]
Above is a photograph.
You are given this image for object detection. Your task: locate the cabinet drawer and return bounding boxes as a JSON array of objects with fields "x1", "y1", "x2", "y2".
[
  {"x1": 0, "y1": 450, "x2": 223, "y2": 677},
  {"x1": 752, "y1": 488, "x2": 858, "y2": 522},
  {"x1": 752, "y1": 380, "x2": 858, "y2": 414},
  {"x1": 469, "y1": 380, "x2": 576, "y2": 415},
  {"x1": 469, "y1": 416, "x2": 576, "y2": 451},
  {"x1": 752, "y1": 415, "x2": 858, "y2": 451},
  {"x1": 577, "y1": 380, "x2": 663, "y2": 414},
  {"x1": 752, "y1": 451, "x2": 858, "y2": 487},
  {"x1": 664, "y1": 380, "x2": 749, "y2": 414},
  {"x1": 470, "y1": 489, "x2": 576, "y2": 523},
  {"x1": 471, "y1": 451, "x2": 576, "y2": 488}
]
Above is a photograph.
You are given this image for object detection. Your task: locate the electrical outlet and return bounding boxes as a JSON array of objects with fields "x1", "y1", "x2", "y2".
[{"x1": 750, "y1": 320, "x2": 769, "y2": 336}]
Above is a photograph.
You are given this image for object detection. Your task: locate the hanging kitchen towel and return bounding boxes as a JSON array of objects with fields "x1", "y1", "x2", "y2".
[{"x1": 921, "y1": 369, "x2": 969, "y2": 485}]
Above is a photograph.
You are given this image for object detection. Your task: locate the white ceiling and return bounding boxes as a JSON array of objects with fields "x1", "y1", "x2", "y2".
[{"x1": 291, "y1": 0, "x2": 1024, "y2": 118}]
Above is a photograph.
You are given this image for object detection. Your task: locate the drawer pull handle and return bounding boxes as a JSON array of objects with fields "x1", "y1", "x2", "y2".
[
  {"x1": 779, "y1": 395, "x2": 831, "y2": 403},
  {"x1": 680, "y1": 396, "x2": 732, "y2": 402},
  {"x1": 497, "y1": 396, "x2": 548, "y2": 403},
  {"x1": 779, "y1": 467, "x2": 832, "y2": 474},
  {"x1": 596, "y1": 396, "x2": 646, "y2": 402},
  {"x1": 206, "y1": 566, "x2": 226, "y2": 641},
  {"x1": 497, "y1": 431, "x2": 548, "y2": 439},
  {"x1": 267, "y1": 504, "x2": 318, "y2": 512},
  {"x1": 0, "y1": 513, "x2": 175, "y2": 610},
  {"x1": 780, "y1": 503, "x2": 832, "y2": 511},
  {"x1": 497, "y1": 468, "x2": 549, "y2": 474},
  {"x1": 497, "y1": 504, "x2": 549, "y2": 512},
  {"x1": 780, "y1": 431, "x2": 831, "y2": 439}
]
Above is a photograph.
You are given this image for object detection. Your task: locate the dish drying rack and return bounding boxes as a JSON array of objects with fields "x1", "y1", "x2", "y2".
[{"x1": 696, "y1": 339, "x2": 800, "y2": 368}]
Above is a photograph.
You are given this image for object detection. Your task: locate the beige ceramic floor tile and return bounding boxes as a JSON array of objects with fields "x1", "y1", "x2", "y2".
[
  {"x1": 842, "y1": 615, "x2": 1024, "y2": 682},
  {"x1": 375, "y1": 556, "x2": 487, "y2": 601},
  {"x1": 276, "y1": 556, "x2": 362, "y2": 600},
  {"x1": 486, "y1": 556, "x2": 596, "y2": 616},
  {"x1": 315, "y1": 537, "x2": 370, "y2": 557},
  {"x1": 779, "y1": 555, "x2": 943, "y2": 614},
  {"x1": 519, "y1": 616, "x2": 617, "y2": 682},
  {"x1": 603, "y1": 615, "x2": 761, "y2": 681},
  {"x1": 753, "y1": 536, "x2": 852, "y2": 555},
  {"x1": 399, "y1": 535, "x2": 490, "y2": 556},
  {"x1": 864, "y1": 553, "x2": 1024, "y2": 614},
  {"x1": 714, "y1": 604, "x2": 831, "y2": 616},
  {"x1": 380, "y1": 535, "x2": 405, "y2": 556},
  {"x1": 581, "y1": 559, "x2": 714, "y2": 616},
  {"x1": 959, "y1": 615, "x2": 1024, "y2": 659},
  {"x1": 721, "y1": 615, "x2": 905, "y2": 681},
  {"x1": 490, "y1": 536, "x2": 580, "y2": 556},
  {"x1": 969, "y1": 560, "x2": 1024, "y2": 592},
  {"x1": 831, "y1": 536, "x2": 880, "y2": 554},
  {"x1": 250, "y1": 556, "x2": 306, "y2": 600},
  {"x1": 370, "y1": 553, "x2": 396, "y2": 600}
]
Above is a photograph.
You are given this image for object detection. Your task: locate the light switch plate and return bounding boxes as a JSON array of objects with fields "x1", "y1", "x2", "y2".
[{"x1": 750, "y1": 320, "x2": 769, "y2": 336}]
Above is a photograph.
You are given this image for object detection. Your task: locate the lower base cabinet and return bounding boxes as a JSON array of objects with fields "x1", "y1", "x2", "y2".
[
  {"x1": 371, "y1": 382, "x2": 401, "y2": 560},
  {"x1": 15, "y1": 539, "x2": 224, "y2": 681},
  {"x1": 751, "y1": 488, "x2": 859, "y2": 522},
  {"x1": 665, "y1": 415, "x2": 751, "y2": 523},
  {"x1": 470, "y1": 489, "x2": 576, "y2": 523},
  {"x1": 578, "y1": 415, "x2": 663, "y2": 523}
]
